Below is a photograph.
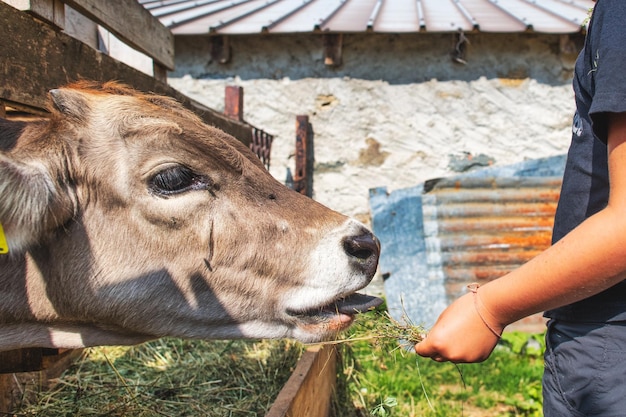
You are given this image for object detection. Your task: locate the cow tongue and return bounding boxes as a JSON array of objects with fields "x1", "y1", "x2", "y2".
[{"x1": 326, "y1": 293, "x2": 383, "y2": 315}]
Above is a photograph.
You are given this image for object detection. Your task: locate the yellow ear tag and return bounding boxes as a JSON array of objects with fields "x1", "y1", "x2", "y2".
[{"x1": 0, "y1": 222, "x2": 8, "y2": 254}]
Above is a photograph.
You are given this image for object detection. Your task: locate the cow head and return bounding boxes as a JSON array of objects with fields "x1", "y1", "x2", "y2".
[{"x1": 0, "y1": 82, "x2": 381, "y2": 350}]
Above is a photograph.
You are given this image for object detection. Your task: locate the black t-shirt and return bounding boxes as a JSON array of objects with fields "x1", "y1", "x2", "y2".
[{"x1": 546, "y1": 0, "x2": 626, "y2": 322}]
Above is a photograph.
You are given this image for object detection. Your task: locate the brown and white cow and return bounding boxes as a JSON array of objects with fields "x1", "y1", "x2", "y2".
[{"x1": 0, "y1": 82, "x2": 381, "y2": 351}]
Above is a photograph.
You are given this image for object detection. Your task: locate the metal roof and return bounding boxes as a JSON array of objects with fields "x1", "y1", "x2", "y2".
[
  {"x1": 369, "y1": 154, "x2": 565, "y2": 330},
  {"x1": 139, "y1": 0, "x2": 593, "y2": 35}
]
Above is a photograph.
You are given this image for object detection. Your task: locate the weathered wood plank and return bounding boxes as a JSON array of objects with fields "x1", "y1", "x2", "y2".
[
  {"x1": 0, "y1": 1, "x2": 252, "y2": 146},
  {"x1": 62, "y1": 0, "x2": 174, "y2": 70},
  {"x1": 265, "y1": 345, "x2": 337, "y2": 417},
  {"x1": 3, "y1": 0, "x2": 65, "y2": 28},
  {"x1": 0, "y1": 349, "x2": 83, "y2": 413},
  {"x1": 0, "y1": 349, "x2": 43, "y2": 374}
]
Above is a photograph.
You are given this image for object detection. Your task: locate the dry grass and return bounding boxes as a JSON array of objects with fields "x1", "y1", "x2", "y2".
[{"x1": 12, "y1": 338, "x2": 304, "y2": 417}]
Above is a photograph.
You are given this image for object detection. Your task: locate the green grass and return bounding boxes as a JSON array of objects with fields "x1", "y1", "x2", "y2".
[{"x1": 334, "y1": 306, "x2": 546, "y2": 417}]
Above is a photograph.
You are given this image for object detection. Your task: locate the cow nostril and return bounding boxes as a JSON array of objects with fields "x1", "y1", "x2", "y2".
[{"x1": 343, "y1": 232, "x2": 380, "y2": 262}]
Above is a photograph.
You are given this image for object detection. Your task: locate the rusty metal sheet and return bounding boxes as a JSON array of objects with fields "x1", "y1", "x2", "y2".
[
  {"x1": 369, "y1": 154, "x2": 566, "y2": 329},
  {"x1": 421, "y1": 176, "x2": 561, "y2": 297},
  {"x1": 143, "y1": 0, "x2": 594, "y2": 35}
]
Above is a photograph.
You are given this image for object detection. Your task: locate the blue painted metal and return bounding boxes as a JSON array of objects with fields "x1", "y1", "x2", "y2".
[{"x1": 369, "y1": 154, "x2": 565, "y2": 330}]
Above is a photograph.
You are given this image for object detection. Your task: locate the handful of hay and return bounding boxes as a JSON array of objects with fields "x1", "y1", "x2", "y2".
[{"x1": 328, "y1": 304, "x2": 427, "y2": 348}]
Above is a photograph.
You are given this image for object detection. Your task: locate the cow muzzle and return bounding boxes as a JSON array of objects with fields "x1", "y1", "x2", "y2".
[{"x1": 342, "y1": 230, "x2": 380, "y2": 279}]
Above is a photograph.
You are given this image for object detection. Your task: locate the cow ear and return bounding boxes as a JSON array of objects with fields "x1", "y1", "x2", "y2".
[
  {"x1": 0, "y1": 154, "x2": 69, "y2": 254},
  {"x1": 49, "y1": 88, "x2": 90, "y2": 123}
]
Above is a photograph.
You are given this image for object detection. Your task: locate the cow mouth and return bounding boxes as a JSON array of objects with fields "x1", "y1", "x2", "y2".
[{"x1": 288, "y1": 293, "x2": 384, "y2": 330}]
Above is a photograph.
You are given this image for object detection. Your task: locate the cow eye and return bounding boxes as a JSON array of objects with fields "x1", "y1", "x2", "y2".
[{"x1": 149, "y1": 165, "x2": 208, "y2": 196}]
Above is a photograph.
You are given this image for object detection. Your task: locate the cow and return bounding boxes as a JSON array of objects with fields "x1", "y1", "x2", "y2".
[{"x1": 0, "y1": 81, "x2": 382, "y2": 352}]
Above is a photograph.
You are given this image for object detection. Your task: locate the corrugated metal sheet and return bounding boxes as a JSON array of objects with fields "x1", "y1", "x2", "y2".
[
  {"x1": 139, "y1": 0, "x2": 594, "y2": 35},
  {"x1": 369, "y1": 155, "x2": 565, "y2": 330},
  {"x1": 421, "y1": 175, "x2": 560, "y2": 294}
]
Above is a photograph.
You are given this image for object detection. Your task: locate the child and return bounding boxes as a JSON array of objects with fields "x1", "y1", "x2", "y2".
[{"x1": 415, "y1": 1, "x2": 626, "y2": 414}]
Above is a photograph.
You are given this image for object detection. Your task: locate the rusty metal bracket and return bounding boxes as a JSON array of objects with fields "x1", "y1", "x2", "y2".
[
  {"x1": 250, "y1": 128, "x2": 273, "y2": 170},
  {"x1": 294, "y1": 115, "x2": 313, "y2": 197}
]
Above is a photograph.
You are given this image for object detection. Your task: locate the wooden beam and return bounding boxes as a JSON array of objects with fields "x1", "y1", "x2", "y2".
[
  {"x1": 62, "y1": 0, "x2": 175, "y2": 70},
  {"x1": 0, "y1": 349, "x2": 43, "y2": 373},
  {"x1": 0, "y1": 1, "x2": 252, "y2": 146},
  {"x1": 265, "y1": 346, "x2": 337, "y2": 417}
]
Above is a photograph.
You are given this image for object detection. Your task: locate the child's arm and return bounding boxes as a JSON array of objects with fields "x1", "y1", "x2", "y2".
[{"x1": 415, "y1": 112, "x2": 626, "y2": 363}]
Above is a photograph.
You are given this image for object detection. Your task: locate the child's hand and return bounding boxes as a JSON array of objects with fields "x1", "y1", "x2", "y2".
[{"x1": 414, "y1": 292, "x2": 501, "y2": 363}]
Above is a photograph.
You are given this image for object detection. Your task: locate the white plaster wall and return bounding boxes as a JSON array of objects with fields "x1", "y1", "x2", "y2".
[{"x1": 168, "y1": 33, "x2": 580, "y2": 223}]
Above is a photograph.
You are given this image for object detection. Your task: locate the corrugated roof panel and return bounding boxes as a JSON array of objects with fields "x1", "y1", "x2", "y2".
[
  {"x1": 419, "y1": 0, "x2": 475, "y2": 32},
  {"x1": 156, "y1": 0, "x2": 238, "y2": 28},
  {"x1": 170, "y1": 0, "x2": 270, "y2": 34},
  {"x1": 215, "y1": 0, "x2": 313, "y2": 34},
  {"x1": 139, "y1": 0, "x2": 184, "y2": 9},
  {"x1": 319, "y1": 0, "x2": 379, "y2": 32},
  {"x1": 491, "y1": 0, "x2": 582, "y2": 33},
  {"x1": 268, "y1": 0, "x2": 345, "y2": 33},
  {"x1": 142, "y1": 0, "x2": 218, "y2": 17},
  {"x1": 145, "y1": 0, "x2": 594, "y2": 35},
  {"x1": 374, "y1": 0, "x2": 421, "y2": 33},
  {"x1": 525, "y1": 0, "x2": 591, "y2": 28},
  {"x1": 460, "y1": 0, "x2": 527, "y2": 32}
]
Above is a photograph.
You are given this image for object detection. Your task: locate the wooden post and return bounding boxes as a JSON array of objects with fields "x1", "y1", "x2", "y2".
[
  {"x1": 153, "y1": 62, "x2": 168, "y2": 83},
  {"x1": 0, "y1": 349, "x2": 82, "y2": 413},
  {"x1": 294, "y1": 115, "x2": 313, "y2": 198},
  {"x1": 224, "y1": 86, "x2": 244, "y2": 121},
  {"x1": 323, "y1": 34, "x2": 342, "y2": 67},
  {"x1": 210, "y1": 35, "x2": 231, "y2": 64}
]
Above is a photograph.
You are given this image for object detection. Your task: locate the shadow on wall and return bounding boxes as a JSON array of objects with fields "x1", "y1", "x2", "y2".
[{"x1": 173, "y1": 32, "x2": 583, "y2": 86}]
